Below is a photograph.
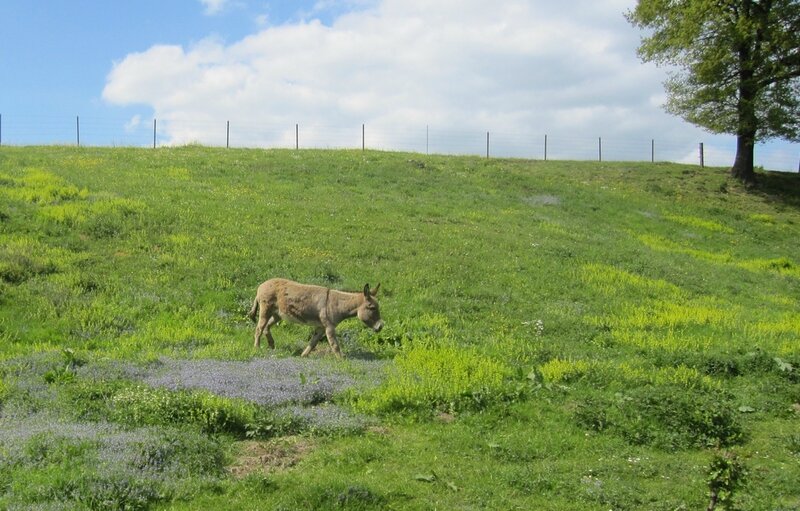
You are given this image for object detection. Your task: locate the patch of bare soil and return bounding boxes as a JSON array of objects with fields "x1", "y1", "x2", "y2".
[
  {"x1": 522, "y1": 194, "x2": 561, "y2": 206},
  {"x1": 435, "y1": 412, "x2": 455, "y2": 423},
  {"x1": 228, "y1": 436, "x2": 315, "y2": 478}
]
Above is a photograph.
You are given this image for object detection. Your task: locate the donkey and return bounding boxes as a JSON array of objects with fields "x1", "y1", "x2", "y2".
[{"x1": 248, "y1": 278, "x2": 383, "y2": 358}]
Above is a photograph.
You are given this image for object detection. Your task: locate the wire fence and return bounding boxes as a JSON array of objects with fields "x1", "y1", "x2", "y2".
[{"x1": 1, "y1": 113, "x2": 798, "y2": 172}]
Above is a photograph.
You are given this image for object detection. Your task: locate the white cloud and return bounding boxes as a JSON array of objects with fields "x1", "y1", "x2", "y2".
[
  {"x1": 678, "y1": 140, "x2": 735, "y2": 168},
  {"x1": 199, "y1": 0, "x2": 228, "y2": 15},
  {"x1": 103, "y1": 0, "x2": 753, "y2": 163},
  {"x1": 124, "y1": 114, "x2": 142, "y2": 132}
]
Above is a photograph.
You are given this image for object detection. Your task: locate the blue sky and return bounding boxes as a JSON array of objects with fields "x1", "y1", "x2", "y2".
[
  {"x1": 1, "y1": 0, "x2": 332, "y2": 118},
  {"x1": 1, "y1": 0, "x2": 797, "y2": 171}
]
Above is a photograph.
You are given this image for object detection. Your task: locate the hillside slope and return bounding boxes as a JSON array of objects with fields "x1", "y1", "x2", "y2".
[{"x1": 0, "y1": 147, "x2": 798, "y2": 509}]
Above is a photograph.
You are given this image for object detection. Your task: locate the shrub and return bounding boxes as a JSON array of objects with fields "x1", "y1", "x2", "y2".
[
  {"x1": 62, "y1": 377, "x2": 127, "y2": 421},
  {"x1": 574, "y1": 385, "x2": 743, "y2": 450},
  {"x1": 277, "y1": 483, "x2": 386, "y2": 511},
  {"x1": 787, "y1": 434, "x2": 800, "y2": 456},
  {"x1": 330, "y1": 485, "x2": 385, "y2": 510},
  {"x1": 72, "y1": 473, "x2": 160, "y2": 511},
  {"x1": 109, "y1": 385, "x2": 251, "y2": 436},
  {"x1": 2, "y1": 169, "x2": 88, "y2": 204},
  {"x1": 0, "y1": 239, "x2": 61, "y2": 284},
  {"x1": 741, "y1": 349, "x2": 779, "y2": 373},
  {"x1": 540, "y1": 358, "x2": 592, "y2": 383},
  {"x1": 102, "y1": 383, "x2": 298, "y2": 439},
  {"x1": 66, "y1": 358, "x2": 371, "y2": 435},
  {"x1": 702, "y1": 356, "x2": 741, "y2": 378},
  {"x1": 706, "y1": 451, "x2": 747, "y2": 511},
  {"x1": 21, "y1": 433, "x2": 94, "y2": 467},
  {"x1": 354, "y1": 345, "x2": 514, "y2": 416},
  {"x1": 42, "y1": 348, "x2": 82, "y2": 385},
  {"x1": 0, "y1": 411, "x2": 225, "y2": 511},
  {"x1": 82, "y1": 198, "x2": 145, "y2": 239},
  {"x1": 540, "y1": 358, "x2": 719, "y2": 390},
  {"x1": 114, "y1": 428, "x2": 224, "y2": 476}
]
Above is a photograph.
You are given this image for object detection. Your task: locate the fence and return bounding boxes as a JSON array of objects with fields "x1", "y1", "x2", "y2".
[{"x1": 1, "y1": 114, "x2": 798, "y2": 172}]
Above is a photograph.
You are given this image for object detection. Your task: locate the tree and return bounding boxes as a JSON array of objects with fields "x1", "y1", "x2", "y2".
[{"x1": 627, "y1": 0, "x2": 800, "y2": 182}]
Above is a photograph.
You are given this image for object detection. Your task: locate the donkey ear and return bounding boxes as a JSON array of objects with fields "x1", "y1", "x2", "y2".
[
  {"x1": 363, "y1": 284, "x2": 370, "y2": 298},
  {"x1": 371, "y1": 283, "x2": 380, "y2": 296}
]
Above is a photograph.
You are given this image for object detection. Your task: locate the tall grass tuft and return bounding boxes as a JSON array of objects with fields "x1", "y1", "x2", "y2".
[{"x1": 354, "y1": 345, "x2": 514, "y2": 415}]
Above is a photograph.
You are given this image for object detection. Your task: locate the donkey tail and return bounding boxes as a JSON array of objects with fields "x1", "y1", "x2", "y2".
[{"x1": 247, "y1": 298, "x2": 259, "y2": 322}]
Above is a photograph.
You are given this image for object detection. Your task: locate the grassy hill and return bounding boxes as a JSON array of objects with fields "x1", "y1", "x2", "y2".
[{"x1": 0, "y1": 146, "x2": 798, "y2": 509}]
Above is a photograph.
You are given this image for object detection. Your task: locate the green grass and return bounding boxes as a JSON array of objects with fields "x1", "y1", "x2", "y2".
[{"x1": 1, "y1": 146, "x2": 799, "y2": 509}]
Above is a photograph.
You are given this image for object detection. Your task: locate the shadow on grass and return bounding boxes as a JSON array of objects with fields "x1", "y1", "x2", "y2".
[{"x1": 754, "y1": 170, "x2": 800, "y2": 208}]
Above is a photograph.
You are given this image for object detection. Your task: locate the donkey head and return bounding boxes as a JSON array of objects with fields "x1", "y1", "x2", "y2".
[{"x1": 357, "y1": 283, "x2": 384, "y2": 332}]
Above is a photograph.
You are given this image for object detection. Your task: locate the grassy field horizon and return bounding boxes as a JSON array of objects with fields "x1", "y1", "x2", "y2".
[{"x1": 1, "y1": 146, "x2": 798, "y2": 509}]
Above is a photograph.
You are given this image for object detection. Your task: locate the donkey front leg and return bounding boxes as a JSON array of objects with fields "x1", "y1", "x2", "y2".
[
  {"x1": 301, "y1": 327, "x2": 326, "y2": 357},
  {"x1": 324, "y1": 326, "x2": 343, "y2": 358},
  {"x1": 255, "y1": 313, "x2": 278, "y2": 349}
]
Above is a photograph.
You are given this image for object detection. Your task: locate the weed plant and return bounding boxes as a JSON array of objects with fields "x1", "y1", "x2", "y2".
[{"x1": 353, "y1": 344, "x2": 515, "y2": 416}]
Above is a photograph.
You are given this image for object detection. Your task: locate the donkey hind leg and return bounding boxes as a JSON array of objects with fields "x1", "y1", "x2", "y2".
[
  {"x1": 301, "y1": 327, "x2": 326, "y2": 357},
  {"x1": 324, "y1": 326, "x2": 343, "y2": 358},
  {"x1": 254, "y1": 304, "x2": 267, "y2": 348},
  {"x1": 254, "y1": 302, "x2": 277, "y2": 348},
  {"x1": 264, "y1": 315, "x2": 279, "y2": 349}
]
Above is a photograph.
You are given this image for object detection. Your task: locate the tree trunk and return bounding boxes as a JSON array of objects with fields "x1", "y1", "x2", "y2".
[
  {"x1": 731, "y1": 36, "x2": 758, "y2": 184},
  {"x1": 730, "y1": 130, "x2": 756, "y2": 182}
]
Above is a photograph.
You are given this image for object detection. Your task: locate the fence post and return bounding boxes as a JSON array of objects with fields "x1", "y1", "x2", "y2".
[
  {"x1": 486, "y1": 131, "x2": 490, "y2": 158},
  {"x1": 699, "y1": 142, "x2": 704, "y2": 168},
  {"x1": 226, "y1": 121, "x2": 230, "y2": 148},
  {"x1": 153, "y1": 119, "x2": 157, "y2": 149},
  {"x1": 296, "y1": 124, "x2": 299, "y2": 150},
  {"x1": 76, "y1": 116, "x2": 80, "y2": 147},
  {"x1": 598, "y1": 137, "x2": 602, "y2": 162},
  {"x1": 651, "y1": 139, "x2": 655, "y2": 163},
  {"x1": 544, "y1": 134, "x2": 548, "y2": 161}
]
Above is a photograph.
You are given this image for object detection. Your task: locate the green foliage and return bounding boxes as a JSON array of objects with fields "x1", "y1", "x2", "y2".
[
  {"x1": 574, "y1": 385, "x2": 744, "y2": 450},
  {"x1": 97, "y1": 383, "x2": 293, "y2": 438},
  {"x1": 540, "y1": 357, "x2": 720, "y2": 390},
  {"x1": 0, "y1": 168, "x2": 88, "y2": 204},
  {"x1": 291, "y1": 484, "x2": 387, "y2": 511},
  {"x1": 56, "y1": 370, "x2": 297, "y2": 440},
  {"x1": 706, "y1": 451, "x2": 748, "y2": 511},
  {"x1": 21, "y1": 433, "x2": 94, "y2": 467},
  {"x1": 1, "y1": 147, "x2": 799, "y2": 508},
  {"x1": 0, "y1": 425, "x2": 225, "y2": 511},
  {"x1": 63, "y1": 377, "x2": 130, "y2": 421},
  {"x1": 43, "y1": 348, "x2": 80, "y2": 384},
  {"x1": 787, "y1": 434, "x2": 800, "y2": 456},
  {"x1": 354, "y1": 345, "x2": 514, "y2": 416},
  {"x1": 111, "y1": 385, "x2": 234, "y2": 433},
  {"x1": 0, "y1": 238, "x2": 61, "y2": 284},
  {"x1": 628, "y1": 0, "x2": 800, "y2": 179},
  {"x1": 627, "y1": 0, "x2": 800, "y2": 141}
]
